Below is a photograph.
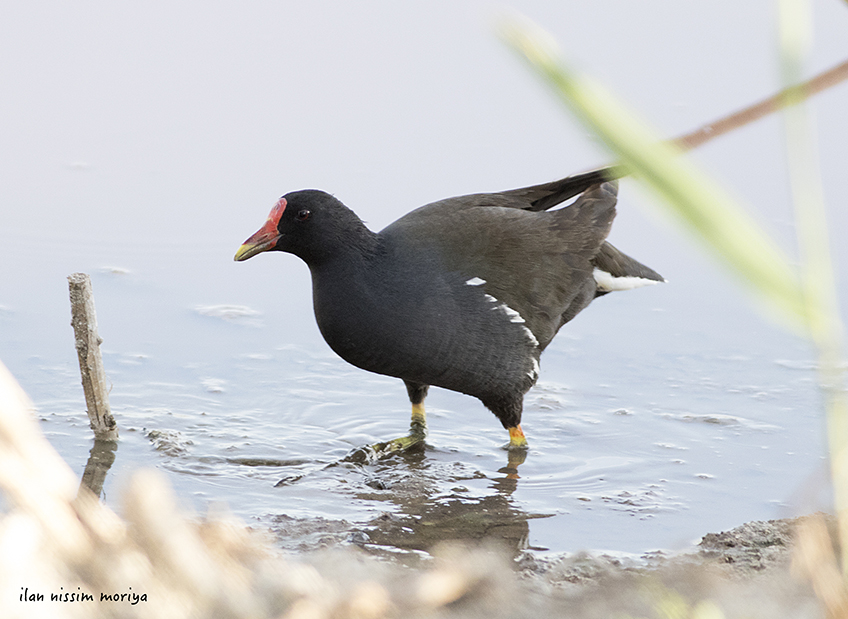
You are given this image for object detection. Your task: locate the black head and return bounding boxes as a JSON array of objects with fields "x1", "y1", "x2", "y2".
[{"x1": 234, "y1": 190, "x2": 373, "y2": 265}]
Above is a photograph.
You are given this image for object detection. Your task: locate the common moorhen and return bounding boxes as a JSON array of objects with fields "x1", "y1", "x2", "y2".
[{"x1": 234, "y1": 169, "x2": 663, "y2": 450}]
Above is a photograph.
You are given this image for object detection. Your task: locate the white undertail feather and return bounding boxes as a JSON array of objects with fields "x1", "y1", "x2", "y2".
[
  {"x1": 593, "y1": 268, "x2": 663, "y2": 292},
  {"x1": 465, "y1": 277, "x2": 486, "y2": 286}
]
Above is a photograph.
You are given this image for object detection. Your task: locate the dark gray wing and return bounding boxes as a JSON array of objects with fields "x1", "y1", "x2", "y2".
[{"x1": 497, "y1": 165, "x2": 625, "y2": 212}]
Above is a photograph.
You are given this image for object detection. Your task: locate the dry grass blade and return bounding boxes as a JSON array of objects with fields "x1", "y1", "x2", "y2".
[
  {"x1": 777, "y1": 0, "x2": 848, "y2": 588},
  {"x1": 792, "y1": 515, "x2": 848, "y2": 619}
]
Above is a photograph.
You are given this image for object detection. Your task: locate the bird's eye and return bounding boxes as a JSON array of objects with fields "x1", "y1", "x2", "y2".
[{"x1": 296, "y1": 209, "x2": 311, "y2": 221}]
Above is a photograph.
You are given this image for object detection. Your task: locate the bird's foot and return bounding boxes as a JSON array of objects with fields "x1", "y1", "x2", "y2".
[
  {"x1": 372, "y1": 419, "x2": 428, "y2": 454},
  {"x1": 342, "y1": 421, "x2": 428, "y2": 464}
]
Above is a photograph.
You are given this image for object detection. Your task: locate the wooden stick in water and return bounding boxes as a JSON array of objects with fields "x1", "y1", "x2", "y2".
[{"x1": 68, "y1": 273, "x2": 118, "y2": 441}]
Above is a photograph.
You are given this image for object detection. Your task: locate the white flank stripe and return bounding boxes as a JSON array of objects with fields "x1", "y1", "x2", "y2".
[
  {"x1": 498, "y1": 303, "x2": 525, "y2": 323},
  {"x1": 522, "y1": 326, "x2": 540, "y2": 347},
  {"x1": 527, "y1": 357, "x2": 540, "y2": 380},
  {"x1": 593, "y1": 268, "x2": 662, "y2": 292},
  {"x1": 481, "y1": 291, "x2": 539, "y2": 349},
  {"x1": 465, "y1": 277, "x2": 486, "y2": 286}
]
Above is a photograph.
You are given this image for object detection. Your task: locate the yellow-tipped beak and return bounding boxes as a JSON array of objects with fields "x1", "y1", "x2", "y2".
[
  {"x1": 235, "y1": 197, "x2": 288, "y2": 261},
  {"x1": 234, "y1": 237, "x2": 277, "y2": 261},
  {"x1": 234, "y1": 221, "x2": 282, "y2": 262}
]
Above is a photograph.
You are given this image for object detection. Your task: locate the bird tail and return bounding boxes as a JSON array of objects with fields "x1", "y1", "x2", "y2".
[
  {"x1": 501, "y1": 165, "x2": 625, "y2": 212},
  {"x1": 592, "y1": 242, "x2": 665, "y2": 295}
]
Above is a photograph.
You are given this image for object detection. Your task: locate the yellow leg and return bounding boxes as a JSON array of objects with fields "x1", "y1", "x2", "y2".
[
  {"x1": 411, "y1": 401, "x2": 426, "y2": 430},
  {"x1": 368, "y1": 401, "x2": 428, "y2": 456},
  {"x1": 508, "y1": 425, "x2": 528, "y2": 450},
  {"x1": 342, "y1": 397, "x2": 430, "y2": 463}
]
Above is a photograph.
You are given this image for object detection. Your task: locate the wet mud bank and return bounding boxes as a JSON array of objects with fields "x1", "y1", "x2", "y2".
[{"x1": 274, "y1": 514, "x2": 831, "y2": 618}]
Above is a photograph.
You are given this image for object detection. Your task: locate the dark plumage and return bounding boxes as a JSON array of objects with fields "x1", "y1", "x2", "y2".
[{"x1": 235, "y1": 170, "x2": 663, "y2": 449}]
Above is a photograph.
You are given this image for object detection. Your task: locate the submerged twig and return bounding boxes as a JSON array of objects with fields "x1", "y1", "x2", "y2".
[
  {"x1": 68, "y1": 273, "x2": 118, "y2": 441},
  {"x1": 80, "y1": 439, "x2": 118, "y2": 498}
]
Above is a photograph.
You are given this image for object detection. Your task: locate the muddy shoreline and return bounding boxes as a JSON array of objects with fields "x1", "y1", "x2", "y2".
[{"x1": 275, "y1": 514, "x2": 830, "y2": 618}]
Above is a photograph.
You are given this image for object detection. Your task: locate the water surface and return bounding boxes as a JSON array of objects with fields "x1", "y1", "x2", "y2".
[{"x1": 2, "y1": 1, "x2": 846, "y2": 559}]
